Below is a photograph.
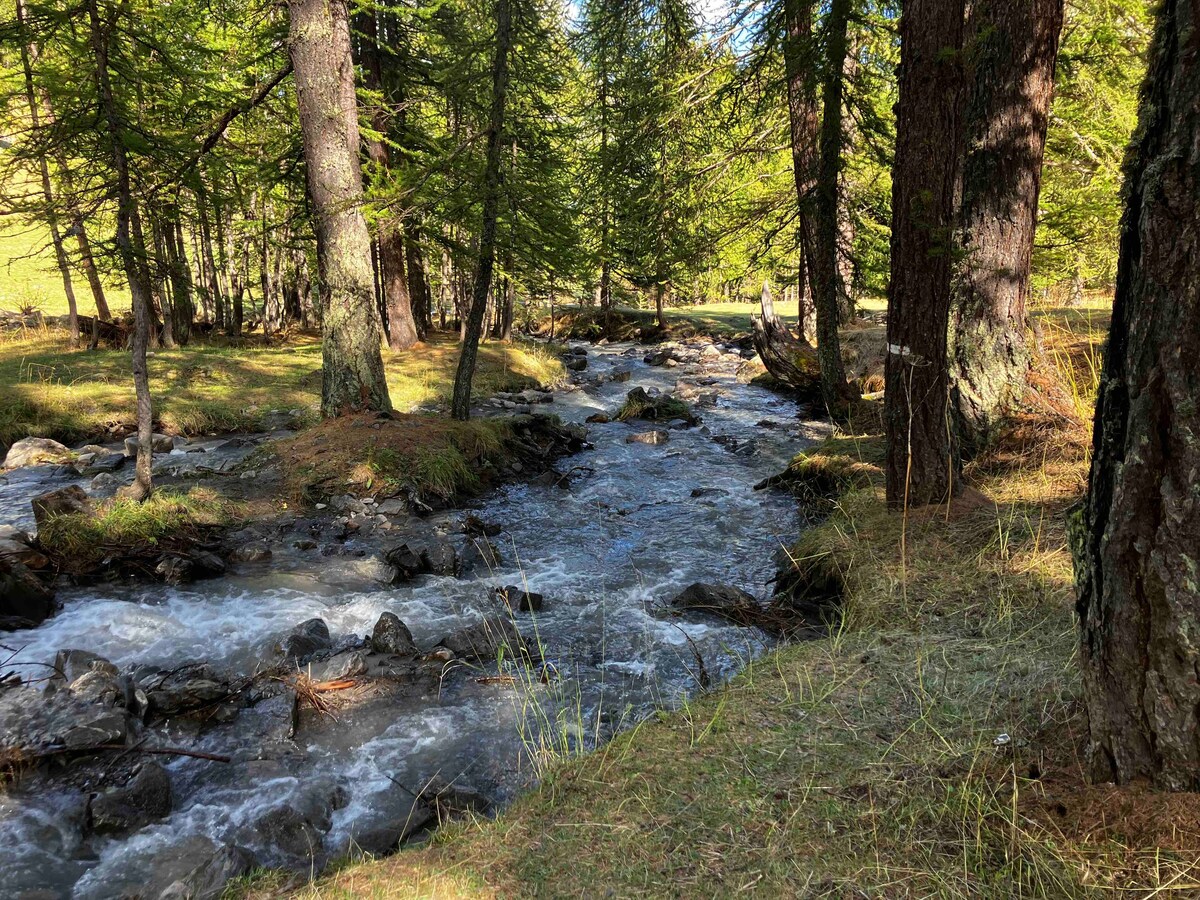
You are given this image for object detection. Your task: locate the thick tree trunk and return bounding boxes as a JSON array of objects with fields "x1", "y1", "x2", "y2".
[
  {"x1": 949, "y1": 0, "x2": 1064, "y2": 455},
  {"x1": 88, "y1": 0, "x2": 152, "y2": 499},
  {"x1": 1073, "y1": 0, "x2": 1200, "y2": 790},
  {"x1": 811, "y1": 0, "x2": 857, "y2": 413},
  {"x1": 451, "y1": 0, "x2": 510, "y2": 421},
  {"x1": 168, "y1": 219, "x2": 194, "y2": 345},
  {"x1": 197, "y1": 184, "x2": 224, "y2": 331},
  {"x1": 405, "y1": 232, "x2": 430, "y2": 340},
  {"x1": 884, "y1": 0, "x2": 966, "y2": 508},
  {"x1": 288, "y1": 0, "x2": 390, "y2": 416}
]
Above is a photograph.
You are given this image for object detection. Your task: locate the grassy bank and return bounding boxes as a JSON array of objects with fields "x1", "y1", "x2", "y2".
[
  {"x1": 0, "y1": 330, "x2": 564, "y2": 451},
  {"x1": 231, "y1": 299, "x2": 1199, "y2": 898}
]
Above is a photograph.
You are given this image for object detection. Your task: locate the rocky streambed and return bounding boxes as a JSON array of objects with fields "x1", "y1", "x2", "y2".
[{"x1": 0, "y1": 339, "x2": 828, "y2": 899}]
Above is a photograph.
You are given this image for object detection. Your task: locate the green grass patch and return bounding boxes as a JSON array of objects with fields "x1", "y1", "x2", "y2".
[
  {"x1": 614, "y1": 387, "x2": 696, "y2": 424},
  {"x1": 38, "y1": 487, "x2": 232, "y2": 572}
]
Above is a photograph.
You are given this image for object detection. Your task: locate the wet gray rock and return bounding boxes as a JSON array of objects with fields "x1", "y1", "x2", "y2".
[
  {"x1": 81, "y1": 452, "x2": 125, "y2": 476},
  {"x1": 277, "y1": 618, "x2": 332, "y2": 663},
  {"x1": 123, "y1": 433, "x2": 175, "y2": 456},
  {"x1": 67, "y1": 659, "x2": 123, "y2": 707},
  {"x1": 371, "y1": 612, "x2": 418, "y2": 656},
  {"x1": 89, "y1": 472, "x2": 121, "y2": 498},
  {"x1": 461, "y1": 538, "x2": 503, "y2": 573},
  {"x1": 337, "y1": 787, "x2": 432, "y2": 857},
  {"x1": 154, "y1": 551, "x2": 227, "y2": 585},
  {"x1": 420, "y1": 775, "x2": 494, "y2": 823},
  {"x1": 626, "y1": 430, "x2": 670, "y2": 445},
  {"x1": 90, "y1": 762, "x2": 173, "y2": 834},
  {"x1": 384, "y1": 543, "x2": 426, "y2": 581},
  {"x1": 461, "y1": 514, "x2": 502, "y2": 537},
  {"x1": 376, "y1": 497, "x2": 407, "y2": 516},
  {"x1": 3, "y1": 436, "x2": 73, "y2": 468},
  {"x1": 564, "y1": 356, "x2": 587, "y2": 372},
  {"x1": 241, "y1": 782, "x2": 346, "y2": 869},
  {"x1": 420, "y1": 542, "x2": 459, "y2": 576},
  {"x1": 141, "y1": 667, "x2": 231, "y2": 717},
  {"x1": 74, "y1": 833, "x2": 253, "y2": 900},
  {"x1": 238, "y1": 689, "x2": 297, "y2": 744},
  {"x1": 670, "y1": 583, "x2": 762, "y2": 627},
  {"x1": 31, "y1": 485, "x2": 92, "y2": 529},
  {"x1": 438, "y1": 615, "x2": 523, "y2": 661},
  {"x1": 494, "y1": 585, "x2": 544, "y2": 613},
  {"x1": 0, "y1": 536, "x2": 50, "y2": 571},
  {"x1": 308, "y1": 650, "x2": 369, "y2": 681},
  {"x1": 228, "y1": 543, "x2": 272, "y2": 564},
  {"x1": 0, "y1": 557, "x2": 55, "y2": 629},
  {"x1": 54, "y1": 649, "x2": 108, "y2": 685},
  {"x1": 0, "y1": 686, "x2": 128, "y2": 751}
]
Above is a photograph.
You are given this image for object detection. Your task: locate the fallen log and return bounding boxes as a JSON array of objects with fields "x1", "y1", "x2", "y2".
[{"x1": 750, "y1": 283, "x2": 822, "y2": 397}]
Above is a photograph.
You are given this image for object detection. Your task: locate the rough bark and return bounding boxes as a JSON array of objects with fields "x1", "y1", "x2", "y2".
[
  {"x1": 1073, "y1": 0, "x2": 1200, "y2": 790},
  {"x1": 288, "y1": 0, "x2": 391, "y2": 416},
  {"x1": 405, "y1": 231, "x2": 430, "y2": 340},
  {"x1": 197, "y1": 184, "x2": 224, "y2": 331},
  {"x1": 752, "y1": 282, "x2": 822, "y2": 397},
  {"x1": 88, "y1": 0, "x2": 152, "y2": 499},
  {"x1": 810, "y1": 0, "x2": 858, "y2": 413},
  {"x1": 168, "y1": 218, "x2": 193, "y2": 345},
  {"x1": 451, "y1": 0, "x2": 510, "y2": 420},
  {"x1": 884, "y1": 0, "x2": 966, "y2": 508},
  {"x1": 949, "y1": 0, "x2": 1064, "y2": 455}
]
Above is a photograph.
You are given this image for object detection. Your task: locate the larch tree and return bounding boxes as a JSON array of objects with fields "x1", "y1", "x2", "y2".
[
  {"x1": 451, "y1": 0, "x2": 512, "y2": 420},
  {"x1": 883, "y1": 0, "x2": 965, "y2": 508},
  {"x1": 949, "y1": 0, "x2": 1065, "y2": 455},
  {"x1": 1073, "y1": 0, "x2": 1200, "y2": 790},
  {"x1": 287, "y1": 0, "x2": 392, "y2": 417}
]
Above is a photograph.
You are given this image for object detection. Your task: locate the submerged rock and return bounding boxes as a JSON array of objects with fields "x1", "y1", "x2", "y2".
[
  {"x1": 626, "y1": 430, "x2": 670, "y2": 445},
  {"x1": 74, "y1": 833, "x2": 253, "y2": 900},
  {"x1": 438, "y1": 615, "x2": 524, "y2": 661},
  {"x1": 3, "y1": 436, "x2": 73, "y2": 469},
  {"x1": 384, "y1": 543, "x2": 426, "y2": 582},
  {"x1": 670, "y1": 582, "x2": 763, "y2": 627}
]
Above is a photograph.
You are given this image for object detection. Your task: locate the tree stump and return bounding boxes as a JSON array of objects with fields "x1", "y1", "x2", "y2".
[{"x1": 750, "y1": 283, "x2": 822, "y2": 397}]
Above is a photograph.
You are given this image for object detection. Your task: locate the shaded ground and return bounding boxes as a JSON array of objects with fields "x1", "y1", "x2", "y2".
[{"x1": 0, "y1": 330, "x2": 564, "y2": 450}]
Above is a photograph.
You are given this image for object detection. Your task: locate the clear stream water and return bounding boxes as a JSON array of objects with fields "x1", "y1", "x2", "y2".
[{"x1": 0, "y1": 343, "x2": 825, "y2": 898}]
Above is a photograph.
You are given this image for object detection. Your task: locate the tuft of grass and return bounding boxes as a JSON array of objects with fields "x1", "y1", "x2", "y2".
[
  {"x1": 38, "y1": 487, "x2": 232, "y2": 571},
  {"x1": 614, "y1": 387, "x2": 695, "y2": 424}
]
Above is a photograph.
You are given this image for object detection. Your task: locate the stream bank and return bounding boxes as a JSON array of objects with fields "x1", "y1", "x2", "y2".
[{"x1": 0, "y1": 338, "x2": 827, "y2": 899}]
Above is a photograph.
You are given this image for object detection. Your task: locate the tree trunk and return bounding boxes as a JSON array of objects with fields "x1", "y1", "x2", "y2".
[
  {"x1": 88, "y1": 0, "x2": 152, "y2": 499},
  {"x1": 883, "y1": 0, "x2": 966, "y2": 508},
  {"x1": 288, "y1": 0, "x2": 391, "y2": 415},
  {"x1": 1073, "y1": 0, "x2": 1200, "y2": 790},
  {"x1": 949, "y1": 0, "x2": 1064, "y2": 455},
  {"x1": 451, "y1": 0, "x2": 510, "y2": 421},
  {"x1": 72, "y1": 220, "x2": 110, "y2": 322},
  {"x1": 405, "y1": 231, "x2": 430, "y2": 340},
  {"x1": 197, "y1": 184, "x2": 224, "y2": 331},
  {"x1": 17, "y1": 0, "x2": 78, "y2": 346},
  {"x1": 169, "y1": 218, "x2": 194, "y2": 345},
  {"x1": 811, "y1": 0, "x2": 857, "y2": 413}
]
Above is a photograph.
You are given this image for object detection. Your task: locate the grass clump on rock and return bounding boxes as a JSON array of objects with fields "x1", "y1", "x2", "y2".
[
  {"x1": 614, "y1": 387, "x2": 697, "y2": 425},
  {"x1": 37, "y1": 488, "x2": 232, "y2": 574}
]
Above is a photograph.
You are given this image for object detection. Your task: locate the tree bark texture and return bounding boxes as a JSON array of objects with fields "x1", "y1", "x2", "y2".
[
  {"x1": 1073, "y1": 0, "x2": 1200, "y2": 790},
  {"x1": 884, "y1": 0, "x2": 966, "y2": 508},
  {"x1": 288, "y1": 0, "x2": 391, "y2": 416},
  {"x1": 752, "y1": 282, "x2": 822, "y2": 398},
  {"x1": 949, "y1": 0, "x2": 1064, "y2": 456},
  {"x1": 451, "y1": 0, "x2": 510, "y2": 421}
]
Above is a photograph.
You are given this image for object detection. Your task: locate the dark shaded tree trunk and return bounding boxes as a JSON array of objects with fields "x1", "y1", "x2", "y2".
[
  {"x1": 884, "y1": 0, "x2": 966, "y2": 508},
  {"x1": 1073, "y1": 0, "x2": 1200, "y2": 791},
  {"x1": 72, "y1": 220, "x2": 109, "y2": 322},
  {"x1": 405, "y1": 231, "x2": 430, "y2": 340},
  {"x1": 949, "y1": 0, "x2": 1064, "y2": 455},
  {"x1": 87, "y1": 0, "x2": 152, "y2": 499},
  {"x1": 288, "y1": 0, "x2": 391, "y2": 415},
  {"x1": 17, "y1": 0, "x2": 78, "y2": 345},
  {"x1": 811, "y1": 0, "x2": 857, "y2": 413},
  {"x1": 451, "y1": 0, "x2": 510, "y2": 420},
  {"x1": 168, "y1": 219, "x2": 194, "y2": 345},
  {"x1": 197, "y1": 184, "x2": 224, "y2": 331}
]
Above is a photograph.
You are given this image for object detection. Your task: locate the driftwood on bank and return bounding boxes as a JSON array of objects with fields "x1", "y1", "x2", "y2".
[{"x1": 751, "y1": 283, "x2": 822, "y2": 396}]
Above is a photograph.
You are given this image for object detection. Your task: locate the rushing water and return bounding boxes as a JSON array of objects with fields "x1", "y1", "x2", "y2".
[{"x1": 0, "y1": 342, "x2": 824, "y2": 898}]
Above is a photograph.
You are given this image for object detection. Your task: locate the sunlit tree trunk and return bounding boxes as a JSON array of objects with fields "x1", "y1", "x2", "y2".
[
  {"x1": 949, "y1": 0, "x2": 1064, "y2": 455},
  {"x1": 1074, "y1": 0, "x2": 1200, "y2": 790},
  {"x1": 288, "y1": 0, "x2": 391, "y2": 415}
]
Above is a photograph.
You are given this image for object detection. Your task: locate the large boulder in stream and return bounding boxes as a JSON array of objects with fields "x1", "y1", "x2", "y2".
[
  {"x1": 371, "y1": 612, "x2": 418, "y2": 656},
  {"x1": 73, "y1": 833, "x2": 253, "y2": 900},
  {"x1": 0, "y1": 557, "x2": 56, "y2": 629},
  {"x1": 3, "y1": 436, "x2": 73, "y2": 469},
  {"x1": 89, "y1": 762, "x2": 173, "y2": 835},
  {"x1": 276, "y1": 618, "x2": 333, "y2": 663}
]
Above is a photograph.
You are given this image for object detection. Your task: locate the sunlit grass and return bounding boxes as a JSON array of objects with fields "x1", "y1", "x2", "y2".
[{"x1": 0, "y1": 330, "x2": 565, "y2": 450}]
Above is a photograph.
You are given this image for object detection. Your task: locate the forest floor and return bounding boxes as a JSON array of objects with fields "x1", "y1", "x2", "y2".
[
  {"x1": 229, "y1": 297, "x2": 1200, "y2": 898},
  {"x1": 0, "y1": 330, "x2": 565, "y2": 451}
]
